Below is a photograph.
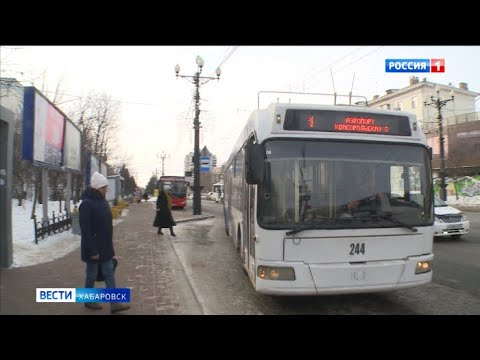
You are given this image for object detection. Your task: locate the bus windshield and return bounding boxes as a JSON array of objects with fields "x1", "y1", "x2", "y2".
[
  {"x1": 162, "y1": 181, "x2": 187, "y2": 198},
  {"x1": 258, "y1": 139, "x2": 433, "y2": 229}
]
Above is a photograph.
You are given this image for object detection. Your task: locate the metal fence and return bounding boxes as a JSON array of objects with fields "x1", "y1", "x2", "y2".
[
  {"x1": 444, "y1": 111, "x2": 479, "y2": 126},
  {"x1": 424, "y1": 111, "x2": 479, "y2": 132},
  {"x1": 33, "y1": 211, "x2": 72, "y2": 244}
]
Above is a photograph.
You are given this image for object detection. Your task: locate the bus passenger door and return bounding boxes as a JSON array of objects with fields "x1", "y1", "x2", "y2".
[
  {"x1": 248, "y1": 184, "x2": 256, "y2": 286},
  {"x1": 242, "y1": 181, "x2": 256, "y2": 284}
]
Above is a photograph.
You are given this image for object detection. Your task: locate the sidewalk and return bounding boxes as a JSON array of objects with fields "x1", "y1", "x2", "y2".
[
  {"x1": 452, "y1": 205, "x2": 480, "y2": 213},
  {"x1": 0, "y1": 201, "x2": 214, "y2": 315}
]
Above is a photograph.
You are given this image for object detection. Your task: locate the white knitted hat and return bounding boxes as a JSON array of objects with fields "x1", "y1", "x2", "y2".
[{"x1": 90, "y1": 172, "x2": 109, "y2": 189}]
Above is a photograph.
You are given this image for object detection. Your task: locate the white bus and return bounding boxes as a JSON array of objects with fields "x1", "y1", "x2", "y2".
[
  {"x1": 223, "y1": 101, "x2": 434, "y2": 295},
  {"x1": 212, "y1": 182, "x2": 224, "y2": 203}
]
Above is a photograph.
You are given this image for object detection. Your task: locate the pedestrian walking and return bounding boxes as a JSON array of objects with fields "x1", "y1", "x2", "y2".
[{"x1": 153, "y1": 185, "x2": 177, "y2": 236}]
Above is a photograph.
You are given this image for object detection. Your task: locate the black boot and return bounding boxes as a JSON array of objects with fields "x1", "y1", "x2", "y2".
[
  {"x1": 111, "y1": 302, "x2": 130, "y2": 314},
  {"x1": 157, "y1": 229, "x2": 163, "y2": 234},
  {"x1": 85, "y1": 302, "x2": 102, "y2": 310},
  {"x1": 170, "y1": 227, "x2": 176, "y2": 237}
]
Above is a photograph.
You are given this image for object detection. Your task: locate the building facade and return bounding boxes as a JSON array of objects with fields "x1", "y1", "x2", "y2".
[
  {"x1": 368, "y1": 77, "x2": 478, "y2": 130},
  {"x1": 368, "y1": 77, "x2": 480, "y2": 177}
]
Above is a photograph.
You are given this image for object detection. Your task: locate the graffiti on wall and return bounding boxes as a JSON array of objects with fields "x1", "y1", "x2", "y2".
[{"x1": 434, "y1": 175, "x2": 480, "y2": 197}]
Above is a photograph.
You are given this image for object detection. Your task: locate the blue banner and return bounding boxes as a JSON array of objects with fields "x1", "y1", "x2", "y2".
[
  {"x1": 36, "y1": 288, "x2": 130, "y2": 302},
  {"x1": 385, "y1": 59, "x2": 430, "y2": 73},
  {"x1": 200, "y1": 156, "x2": 210, "y2": 172}
]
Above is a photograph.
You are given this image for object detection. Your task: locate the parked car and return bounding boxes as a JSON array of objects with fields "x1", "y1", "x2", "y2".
[
  {"x1": 434, "y1": 197, "x2": 470, "y2": 239},
  {"x1": 206, "y1": 191, "x2": 214, "y2": 200}
]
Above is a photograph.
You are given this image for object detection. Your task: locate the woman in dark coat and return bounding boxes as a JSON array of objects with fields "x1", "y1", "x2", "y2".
[
  {"x1": 79, "y1": 171, "x2": 130, "y2": 313},
  {"x1": 153, "y1": 187, "x2": 176, "y2": 236}
]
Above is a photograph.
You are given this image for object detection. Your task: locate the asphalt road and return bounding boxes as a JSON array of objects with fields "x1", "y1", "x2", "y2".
[
  {"x1": 432, "y1": 210, "x2": 480, "y2": 298},
  {"x1": 172, "y1": 201, "x2": 480, "y2": 314}
]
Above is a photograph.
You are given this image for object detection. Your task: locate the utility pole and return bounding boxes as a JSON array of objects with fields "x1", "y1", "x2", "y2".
[
  {"x1": 157, "y1": 151, "x2": 170, "y2": 177},
  {"x1": 424, "y1": 85, "x2": 454, "y2": 201},
  {"x1": 175, "y1": 56, "x2": 221, "y2": 215}
]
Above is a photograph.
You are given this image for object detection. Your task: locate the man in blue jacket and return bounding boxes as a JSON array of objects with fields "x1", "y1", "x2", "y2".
[{"x1": 79, "y1": 171, "x2": 130, "y2": 314}]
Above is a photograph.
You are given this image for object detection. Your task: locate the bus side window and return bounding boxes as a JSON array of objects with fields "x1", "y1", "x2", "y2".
[{"x1": 260, "y1": 162, "x2": 278, "y2": 224}]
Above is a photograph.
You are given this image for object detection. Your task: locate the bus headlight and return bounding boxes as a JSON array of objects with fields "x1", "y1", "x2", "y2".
[
  {"x1": 257, "y1": 266, "x2": 295, "y2": 280},
  {"x1": 415, "y1": 260, "x2": 432, "y2": 274}
]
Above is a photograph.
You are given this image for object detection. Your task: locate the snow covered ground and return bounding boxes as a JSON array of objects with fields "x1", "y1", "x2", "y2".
[{"x1": 10, "y1": 200, "x2": 127, "y2": 268}]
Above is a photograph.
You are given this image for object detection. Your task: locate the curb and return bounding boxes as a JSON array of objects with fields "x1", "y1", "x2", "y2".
[{"x1": 176, "y1": 215, "x2": 215, "y2": 224}]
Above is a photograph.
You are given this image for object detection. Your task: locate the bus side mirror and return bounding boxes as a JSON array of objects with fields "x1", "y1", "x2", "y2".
[{"x1": 245, "y1": 143, "x2": 265, "y2": 185}]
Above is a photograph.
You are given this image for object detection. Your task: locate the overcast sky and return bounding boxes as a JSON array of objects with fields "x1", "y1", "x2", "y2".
[{"x1": 2, "y1": 45, "x2": 479, "y2": 187}]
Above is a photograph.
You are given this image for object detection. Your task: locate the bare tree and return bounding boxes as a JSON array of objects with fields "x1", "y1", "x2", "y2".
[
  {"x1": 3, "y1": 65, "x2": 122, "y2": 209},
  {"x1": 108, "y1": 148, "x2": 134, "y2": 175},
  {"x1": 67, "y1": 91, "x2": 120, "y2": 162},
  {"x1": 50, "y1": 76, "x2": 65, "y2": 106}
]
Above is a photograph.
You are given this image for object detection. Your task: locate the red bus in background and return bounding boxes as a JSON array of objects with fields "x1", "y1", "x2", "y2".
[{"x1": 157, "y1": 176, "x2": 188, "y2": 209}]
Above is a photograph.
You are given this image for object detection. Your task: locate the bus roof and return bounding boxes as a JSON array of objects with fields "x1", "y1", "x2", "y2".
[
  {"x1": 225, "y1": 102, "x2": 426, "y2": 167},
  {"x1": 159, "y1": 176, "x2": 185, "y2": 181}
]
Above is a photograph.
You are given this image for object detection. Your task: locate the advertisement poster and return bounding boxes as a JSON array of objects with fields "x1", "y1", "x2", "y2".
[
  {"x1": 63, "y1": 120, "x2": 81, "y2": 171},
  {"x1": 33, "y1": 92, "x2": 65, "y2": 166},
  {"x1": 90, "y1": 155, "x2": 100, "y2": 175}
]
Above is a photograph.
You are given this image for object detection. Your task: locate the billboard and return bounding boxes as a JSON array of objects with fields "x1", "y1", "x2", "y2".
[
  {"x1": 100, "y1": 162, "x2": 109, "y2": 177},
  {"x1": 90, "y1": 155, "x2": 100, "y2": 174},
  {"x1": 63, "y1": 119, "x2": 81, "y2": 172},
  {"x1": 85, "y1": 152, "x2": 101, "y2": 187},
  {"x1": 22, "y1": 87, "x2": 65, "y2": 169}
]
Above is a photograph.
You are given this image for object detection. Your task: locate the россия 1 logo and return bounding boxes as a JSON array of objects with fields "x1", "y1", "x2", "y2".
[{"x1": 386, "y1": 59, "x2": 445, "y2": 73}]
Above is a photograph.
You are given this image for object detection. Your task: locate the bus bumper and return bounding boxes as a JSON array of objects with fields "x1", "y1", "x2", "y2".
[{"x1": 254, "y1": 254, "x2": 433, "y2": 295}]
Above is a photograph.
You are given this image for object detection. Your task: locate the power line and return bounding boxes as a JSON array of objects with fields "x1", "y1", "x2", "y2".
[
  {"x1": 1, "y1": 71, "x2": 48, "y2": 85},
  {"x1": 289, "y1": 47, "x2": 364, "y2": 91},
  {"x1": 0, "y1": 81, "x2": 157, "y2": 106},
  {"x1": 331, "y1": 46, "x2": 384, "y2": 75},
  {"x1": 301, "y1": 46, "x2": 384, "y2": 92},
  {"x1": 39, "y1": 90, "x2": 160, "y2": 106},
  {"x1": 213, "y1": 47, "x2": 232, "y2": 71},
  {"x1": 217, "y1": 46, "x2": 238, "y2": 69},
  {"x1": 305, "y1": 47, "x2": 364, "y2": 82}
]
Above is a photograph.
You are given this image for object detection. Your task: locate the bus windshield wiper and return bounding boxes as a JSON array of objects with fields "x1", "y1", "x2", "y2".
[
  {"x1": 367, "y1": 212, "x2": 418, "y2": 232},
  {"x1": 286, "y1": 225, "x2": 319, "y2": 236},
  {"x1": 285, "y1": 217, "x2": 355, "y2": 235}
]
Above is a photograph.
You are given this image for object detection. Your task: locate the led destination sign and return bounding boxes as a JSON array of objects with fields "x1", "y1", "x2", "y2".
[{"x1": 283, "y1": 109, "x2": 412, "y2": 136}]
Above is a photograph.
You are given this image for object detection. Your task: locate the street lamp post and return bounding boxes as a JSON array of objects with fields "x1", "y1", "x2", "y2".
[
  {"x1": 157, "y1": 151, "x2": 170, "y2": 177},
  {"x1": 424, "y1": 85, "x2": 454, "y2": 201},
  {"x1": 175, "y1": 56, "x2": 221, "y2": 215}
]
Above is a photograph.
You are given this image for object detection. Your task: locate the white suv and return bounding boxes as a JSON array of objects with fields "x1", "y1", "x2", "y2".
[{"x1": 434, "y1": 197, "x2": 470, "y2": 239}]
